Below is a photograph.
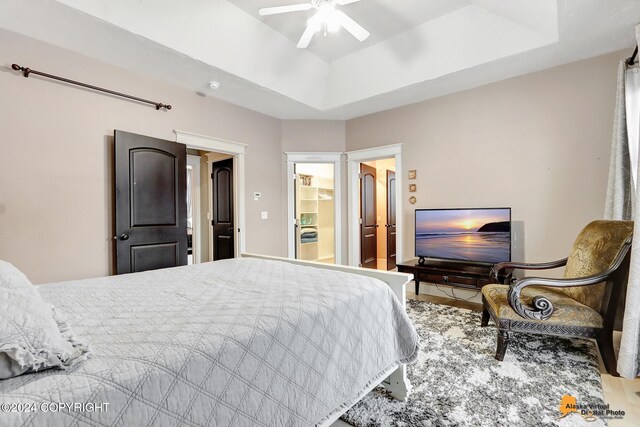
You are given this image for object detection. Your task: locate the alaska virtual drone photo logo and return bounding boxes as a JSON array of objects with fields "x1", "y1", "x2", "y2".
[{"x1": 558, "y1": 395, "x2": 625, "y2": 422}]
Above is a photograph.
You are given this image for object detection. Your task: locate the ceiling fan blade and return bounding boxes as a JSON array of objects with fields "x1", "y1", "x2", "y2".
[
  {"x1": 259, "y1": 3, "x2": 312, "y2": 16},
  {"x1": 334, "y1": 10, "x2": 370, "y2": 41},
  {"x1": 336, "y1": 0, "x2": 362, "y2": 5},
  {"x1": 297, "y1": 20, "x2": 317, "y2": 48}
]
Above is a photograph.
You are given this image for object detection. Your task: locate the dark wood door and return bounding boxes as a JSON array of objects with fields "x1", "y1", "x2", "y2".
[
  {"x1": 212, "y1": 158, "x2": 235, "y2": 260},
  {"x1": 386, "y1": 170, "x2": 397, "y2": 270},
  {"x1": 114, "y1": 130, "x2": 187, "y2": 274},
  {"x1": 360, "y1": 163, "x2": 377, "y2": 269}
]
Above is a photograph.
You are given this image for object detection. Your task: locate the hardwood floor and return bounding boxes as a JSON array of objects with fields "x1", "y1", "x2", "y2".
[
  {"x1": 598, "y1": 333, "x2": 640, "y2": 426},
  {"x1": 406, "y1": 291, "x2": 640, "y2": 425}
]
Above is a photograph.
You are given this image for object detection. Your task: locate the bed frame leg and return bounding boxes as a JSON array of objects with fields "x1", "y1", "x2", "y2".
[{"x1": 383, "y1": 365, "x2": 412, "y2": 401}]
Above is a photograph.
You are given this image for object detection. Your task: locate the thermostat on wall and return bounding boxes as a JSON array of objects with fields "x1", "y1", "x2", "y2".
[{"x1": 253, "y1": 192, "x2": 261, "y2": 200}]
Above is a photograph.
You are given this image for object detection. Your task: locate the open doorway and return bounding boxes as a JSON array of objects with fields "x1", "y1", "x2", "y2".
[
  {"x1": 186, "y1": 149, "x2": 237, "y2": 263},
  {"x1": 360, "y1": 158, "x2": 396, "y2": 271},
  {"x1": 176, "y1": 129, "x2": 248, "y2": 262},
  {"x1": 295, "y1": 163, "x2": 335, "y2": 263},
  {"x1": 286, "y1": 152, "x2": 343, "y2": 264},
  {"x1": 346, "y1": 144, "x2": 403, "y2": 269},
  {"x1": 208, "y1": 155, "x2": 235, "y2": 261}
]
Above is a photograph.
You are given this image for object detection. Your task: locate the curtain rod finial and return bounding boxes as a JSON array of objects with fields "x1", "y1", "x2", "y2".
[{"x1": 11, "y1": 64, "x2": 21, "y2": 71}]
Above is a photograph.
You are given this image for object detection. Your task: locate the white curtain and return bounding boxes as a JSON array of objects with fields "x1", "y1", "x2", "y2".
[
  {"x1": 605, "y1": 62, "x2": 634, "y2": 219},
  {"x1": 605, "y1": 27, "x2": 640, "y2": 378}
]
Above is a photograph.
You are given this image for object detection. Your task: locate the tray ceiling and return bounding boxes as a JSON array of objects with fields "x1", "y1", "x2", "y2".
[{"x1": 1, "y1": 0, "x2": 639, "y2": 119}]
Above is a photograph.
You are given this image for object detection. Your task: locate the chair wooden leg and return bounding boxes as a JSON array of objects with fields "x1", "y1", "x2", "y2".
[
  {"x1": 596, "y1": 332, "x2": 620, "y2": 377},
  {"x1": 481, "y1": 308, "x2": 490, "y2": 327},
  {"x1": 495, "y1": 329, "x2": 510, "y2": 361}
]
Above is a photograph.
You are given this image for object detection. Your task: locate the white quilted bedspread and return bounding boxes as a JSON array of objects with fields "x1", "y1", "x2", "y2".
[{"x1": 0, "y1": 258, "x2": 419, "y2": 427}]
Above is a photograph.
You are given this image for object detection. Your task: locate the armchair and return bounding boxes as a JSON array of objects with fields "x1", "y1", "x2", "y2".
[{"x1": 481, "y1": 220, "x2": 633, "y2": 376}]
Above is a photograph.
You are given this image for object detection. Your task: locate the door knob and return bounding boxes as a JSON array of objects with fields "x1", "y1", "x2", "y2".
[{"x1": 119, "y1": 233, "x2": 129, "y2": 241}]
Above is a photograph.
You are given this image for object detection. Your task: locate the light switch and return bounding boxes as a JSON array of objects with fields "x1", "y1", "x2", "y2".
[{"x1": 261, "y1": 211, "x2": 268, "y2": 220}]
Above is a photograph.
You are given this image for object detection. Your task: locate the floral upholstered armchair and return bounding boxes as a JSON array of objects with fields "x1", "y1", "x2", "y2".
[{"x1": 481, "y1": 220, "x2": 633, "y2": 376}]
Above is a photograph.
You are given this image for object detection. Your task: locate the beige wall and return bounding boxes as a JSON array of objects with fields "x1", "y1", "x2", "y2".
[
  {"x1": 0, "y1": 28, "x2": 625, "y2": 283},
  {"x1": 281, "y1": 120, "x2": 347, "y2": 263},
  {"x1": 346, "y1": 51, "x2": 624, "y2": 266},
  {"x1": 0, "y1": 29, "x2": 286, "y2": 283},
  {"x1": 281, "y1": 120, "x2": 345, "y2": 152}
]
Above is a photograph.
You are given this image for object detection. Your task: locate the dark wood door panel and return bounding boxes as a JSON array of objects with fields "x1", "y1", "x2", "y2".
[
  {"x1": 130, "y1": 149, "x2": 177, "y2": 226},
  {"x1": 215, "y1": 235, "x2": 233, "y2": 260},
  {"x1": 386, "y1": 170, "x2": 397, "y2": 270},
  {"x1": 362, "y1": 233, "x2": 377, "y2": 265},
  {"x1": 131, "y1": 243, "x2": 179, "y2": 273},
  {"x1": 115, "y1": 130, "x2": 187, "y2": 274},
  {"x1": 387, "y1": 229, "x2": 396, "y2": 267},
  {"x1": 212, "y1": 158, "x2": 234, "y2": 261},
  {"x1": 214, "y1": 167, "x2": 232, "y2": 224},
  {"x1": 363, "y1": 173, "x2": 376, "y2": 227},
  {"x1": 360, "y1": 163, "x2": 377, "y2": 269}
]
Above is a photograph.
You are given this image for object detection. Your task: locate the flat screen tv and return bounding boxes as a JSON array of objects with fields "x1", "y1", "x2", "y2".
[{"x1": 415, "y1": 208, "x2": 511, "y2": 264}]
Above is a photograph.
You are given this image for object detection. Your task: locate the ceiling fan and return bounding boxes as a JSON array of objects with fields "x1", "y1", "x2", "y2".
[{"x1": 259, "y1": 0, "x2": 370, "y2": 49}]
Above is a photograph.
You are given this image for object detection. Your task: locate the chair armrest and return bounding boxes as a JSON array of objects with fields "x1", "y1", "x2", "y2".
[
  {"x1": 506, "y1": 237, "x2": 632, "y2": 320},
  {"x1": 490, "y1": 258, "x2": 568, "y2": 283}
]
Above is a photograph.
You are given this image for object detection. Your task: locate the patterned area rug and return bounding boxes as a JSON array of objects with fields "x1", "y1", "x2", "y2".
[{"x1": 342, "y1": 299, "x2": 606, "y2": 427}]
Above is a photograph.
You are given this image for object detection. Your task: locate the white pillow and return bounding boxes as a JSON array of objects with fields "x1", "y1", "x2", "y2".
[
  {"x1": 0, "y1": 260, "x2": 37, "y2": 296},
  {"x1": 0, "y1": 261, "x2": 91, "y2": 380}
]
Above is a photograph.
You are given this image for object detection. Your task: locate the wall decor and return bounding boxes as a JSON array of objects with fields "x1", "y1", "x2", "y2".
[
  {"x1": 409, "y1": 184, "x2": 417, "y2": 192},
  {"x1": 409, "y1": 196, "x2": 417, "y2": 204},
  {"x1": 408, "y1": 170, "x2": 417, "y2": 180}
]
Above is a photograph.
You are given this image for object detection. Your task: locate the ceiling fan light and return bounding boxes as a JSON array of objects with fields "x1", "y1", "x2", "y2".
[
  {"x1": 307, "y1": 16, "x2": 321, "y2": 32},
  {"x1": 317, "y1": 2, "x2": 340, "y2": 33}
]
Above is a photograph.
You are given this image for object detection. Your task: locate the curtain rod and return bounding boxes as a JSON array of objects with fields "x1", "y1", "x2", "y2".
[
  {"x1": 627, "y1": 46, "x2": 638, "y2": 66},
  {"x1": 11, "y1": 63, "x2": 172, "y2": 111}
]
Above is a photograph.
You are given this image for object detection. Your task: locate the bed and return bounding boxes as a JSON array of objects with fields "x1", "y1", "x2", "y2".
[{"x1": 0, "y1": 254, "x2": 419, "y2": 426}]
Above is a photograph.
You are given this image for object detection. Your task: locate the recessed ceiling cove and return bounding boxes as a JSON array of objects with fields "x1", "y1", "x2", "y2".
[
  {"x1": 257, "y1": 0, "x2": 371, "y2": 50},
  {"x1": 1, "y1": 0, "x2": 639, "y2": 119}
]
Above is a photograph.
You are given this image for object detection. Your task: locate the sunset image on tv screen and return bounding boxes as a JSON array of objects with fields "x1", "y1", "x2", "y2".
[{"x1": 415, "y1": 208, "x2": 511, "y2": 263}]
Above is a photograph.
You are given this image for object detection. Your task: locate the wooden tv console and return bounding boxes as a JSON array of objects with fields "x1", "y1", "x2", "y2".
[{"x1": 397, "y1": 258, "x2": 513, "y2": 294}]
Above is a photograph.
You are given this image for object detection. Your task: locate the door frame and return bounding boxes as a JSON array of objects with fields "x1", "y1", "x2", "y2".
[
  {"x1": 186, "y1": 154, "x2": 201, "y2": 263},
  {"x1": 175, "y1": 130, "x2": 247, "y2": 258},
  {"x1": 285, "y1": 152, "x2": 343, "y2": 264},
  {"x1": 346, "y1": 144, "x2": 403, "y2": 267}
]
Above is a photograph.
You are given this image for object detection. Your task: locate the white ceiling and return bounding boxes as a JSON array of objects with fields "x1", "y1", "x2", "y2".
[
  {"x1": 1, "y1": 0, "x2": 639, "y2": 120},
  {"x1": 231, "y1": 0, "x2": 473, "y2": 62}
]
